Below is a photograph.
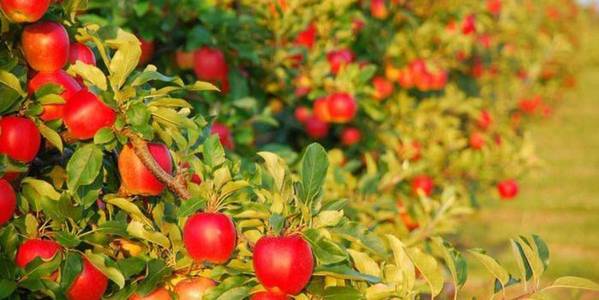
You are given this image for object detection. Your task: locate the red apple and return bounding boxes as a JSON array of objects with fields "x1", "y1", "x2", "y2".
[
  {"x1": 497, "y1": 179, "x2": 518, "y2": 200},
  {"x1": 294, "y1": 106, "x2": 311, "y2": 124},
  {"x1": 22, "y1": 21, "x2": 70, "y2": 72},
  {"x1": 15, "y1": 239, "x2": 62, "y2": 268},
  {"x1": 67, "y1": 257, "x2": 108, "y2": 300},
  {"x1": 174, "y1": 277, "x2": 215, "y2": 300},
  {"x1": 519, "y1": 96, "x2": 542, "y2": 115},
  {"x1": 129, "y1": 287, "x2": 171, "y2": 300},
  {"x1": 0, "y1": 0, "x2": 50, "y2": 23},
  {"x1": 28, "y1": 70, "x2": 82, "y2": 121},
  {"x1": 138, "y1": 38, "x2": 155, "y2": 66},
  {"x1": 176, "y1": 50, "x2": 195, "y2": 70},
  {"x1": 183, "y1": 212, "x2": 237, "y2": 264},
  {"x1": 370, "y1": 0, "x2": 388, "y2": 19},
  {"x1": 253, "y1": 235, "x2": 314, "y2": 295},
  {"x1": 397, "y1": 201, "x2": 419, "y2": 231},
  {"x1": 340, "y1": 127, "x2": 361, "y2": 146},
  {"x1": 193, "y1": 47, "x2": 228, "y2": 81},
  {"x1": 411, "y1": 175, "x2": 434, "y2": 196},
  {"x1": 469, "y1": 132, "x2": 485, "y2": 150},
  {"x1": 63, "y1": 89, "x2": 116, "y2": 140},
  {"x1": 251, "y1": 291, "x2": 291, "y2": 300},
  {"x1": 304, "y1": 116, "x2": 329, "y2": 139},
  {"x1": 327, "y1": 92, "x2": 357, "y2": 123},
  {"x1": 477, "y1": 110, "x2": 493, "y2": 130},
  {"x1": 211, "y1": 122, "x2": 234, "y2": 150},
  {"x1": 327, "y1": 49, "x2": 354, "y2": 75},
  {"x1": 295, "y1": 23, "x2": 316, "y2": 49},
  {"x1": 372, "y1": 76, "x2": 394, "y2": 100},
  {"x1": 461, "y1": 14, "x2": 476, "y2": 35},
  {"x1": 118, "y1": 143, "x2": 173, "y2": 196},
  {"x1": 69, "y1": 43, "x2": 96, "y2": 65},
  {"x1": 0, "y1": 116, "x2": 41, "y2": 163},
  {"x1": 312, "y1": 97, "x2": 331, "y2": 122},
  {"x1": 0, "y1": 179, "x2": 17, "y2": 227},
  {"x1": 487, "y1": 0, "x2": 502, "y2": 16}
]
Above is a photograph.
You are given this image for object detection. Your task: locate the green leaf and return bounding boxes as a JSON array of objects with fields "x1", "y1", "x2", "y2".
[
  {"x1": 386, "y1": 235, "x2": 415, "y2": 290},
  {"x1": 136, "y1": 260, "x2": 172, "y2": 296},
  {"x1": 257, "y1": 151, "x2": 287, "y2": 192},
  {"x1": 299, "y1": 143, "x2": 329, "y2": 206},
  {"x1": 67, "y1": 61, "x2": 107, "y2": 90},
  {"x1": 66, "y1": 144, "x2": 103, "y2": 191},
  {"x1": 407, "y1": 248, "x2": 444, "y2": 297},
  {"x1": 468, "y1": 249, "x2": 510, "y2": 288},
  {"x1": 105, "y1": 197, "x2": 152, "y2": 226},
  {"x1": 304, "y1": 228, "x2": 348, "y2": 265},
  {"x1": 314, "y1": 264, "x2": 380, "y2": 283},
  {"x1": 55, "y1": 231, "x2": 81, "y2": 248},
  {"x1": 127, "y1": 221, "x2": 170, "y2": 248},
  {"x1": 347, "y1": 249, "x2": 381, "y2": 277},
  {"x1": 21, "y1": 178, "x2": 61, "y2": 201},
  {"x1": 85, "y1": 251, "x2": 125, "y2": 289},
  {"x1": 94, "y1": 127, "x2": 115, "y2": 144},
  {"x1": 107, "y1": 29, "x2": 141, "y2": 90},
  {"x1": 177, "y1": 197, "x2": 207, "y2": 218},
  {"x1": 324, "y1": 286, "x2": 363, "y2": 300},
  {"x1": 204, "y1": 135, "x2": 226, "y2": 168},
  {"x1": 0, "y1": 70, "x2": 25, "y2": 96},
  {"x1": 38, "y1": 123, "x2": 64, "y2": 153},
  {"x1": 186, "y1": 80, "x2": 220, "y2": 92},
  {"x1": 0, "y1": 278, "x2": 17, "y2": 298},
  {"x1": 431, "y1": 237, "x2": 468, "y2": 288},
  {"x1": 130, "y1": 67, "x2": 184, "y2": 87},
  {"x1": 517, "y1": 236, "x2": 545, "y2": 282},
  {"x1": 544, "y1": 276, "x2": 599, "y2": 292}
]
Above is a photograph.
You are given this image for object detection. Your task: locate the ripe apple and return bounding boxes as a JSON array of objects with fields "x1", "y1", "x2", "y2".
[
  {"x1": 397, "y1": 201, "x2": 419, "y2": 231},
  {"x1": 211, "y1": 122, "x2": 234, "y2": 150},
  {"x1": 138, "y1": 37, "x2": 155, "y2": 66},
  {"x1": 69, "y1": 43, "x2": 96, "y2": 65},
  {"x1": 67, "y1": 257, "x2": 108, "y2": 300},
  {"x1": 253, "y1": 235, "x2": 314, "y2": 295},
  {"x1": 28, "y1": 70, "x2": 82, "y2": 121},
  {"x1": 497, "y1": 179, "x2": 518, "y2": 200},
  {"x1": 118, "y1": 143, "x2": 173, "y2": 196},
  {"x1": 0, "y1": 116, "x2": 41, "y2": 163},
  {"x1": 183, "y1": 212, "x2": 236, "y2": 264},
  {"x1": 487, "y1": 0, "x2": 502, "y2": 16},
  {"x1": 0, "y1": 179, "x2": 17, "y2": 227},
  {"x1": 295, "y1": 23, "x2": 316, "y2": 49},
  {"x1": 294, "y1": 106, "x2": 311, "y2": 124},
  {"x1": 193, "y1": 47, "x2": 228, "y2": 81},
  {"x1": 174, "y1": 277, "x2": 215, "y2": 300},
  {"x1": 411, "y1": 175, "x2": 434, "y2": 197},
  {"x1": 304, "y1": 116, "x2": 329, "y2": 139},
  {"x1": 469, "y1": 132, "x2": 485, "y2": 150},
  {"x1": 0, "y1": 0, "x2": 50, "y2": 23},
  {"x1": 461, "y1": 14, "x2": 476, "y2": 35},
  {"x1": 397, "y1": 68, "x2": 415, "y2": 89},
  {"x1": 326, "y1": 49, "x2": 354, "y2": 75},
  {"x1": 519, "y1": 96, "x2": 542, "y2": 115},
  {"x1": 327, "y1": 92, "x2": 357, "y2": 123},
  {"x1": 129, "y1": 287, "x2": 171, "y2": 300},
  {"x1": 372, "y1": 76, "x2": 394, "y2": 100},
  {"x1": 15, "y1": 239, "x2": 62, "y2": 268},
  {"x1": 340, "y1": 127, "x2": 361, "y2": 146},
  {"x1": 63, "y1": 89, "x2": 116, "y2": 140},
  {"x1": 370, "y1": 0, "x2": 388, "y2": 19},
  {"x1": 22, "y1": 21, "x2": 70, "y2": 72},
  {"x1": 175, "y1": 50, "x2": 195, "y2": 70},
  {"x1": 400, "y1": 141, "x2": 421, "y2": 161},
  {"x1": 477, "y1": 110, "x2": 493, "y2": 130},
  {"x1": 251, "y1": 291, "x2": 291, "y2": 300},
  {"x1": 312, "y1": 97, "x2": 331, "y2": 122}
]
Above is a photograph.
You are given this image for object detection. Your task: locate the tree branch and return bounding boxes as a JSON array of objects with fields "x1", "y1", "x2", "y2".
[{"x1": 121, "y1": 129, "x2": 191, "y2": 200}]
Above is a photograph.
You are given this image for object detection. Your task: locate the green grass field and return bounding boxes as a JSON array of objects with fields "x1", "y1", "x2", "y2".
[{"x1": 457, "y1": 26, "x2": 599, "y2": 299}]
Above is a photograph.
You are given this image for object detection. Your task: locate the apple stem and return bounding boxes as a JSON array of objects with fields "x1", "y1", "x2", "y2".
[{"x1": 122, "y1": 129, "x2": 191, "y2": 200}]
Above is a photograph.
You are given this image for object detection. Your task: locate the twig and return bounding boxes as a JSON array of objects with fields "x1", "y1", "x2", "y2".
[{"x1": 121, "y1": 129, "x2": 191, "y2": 200}]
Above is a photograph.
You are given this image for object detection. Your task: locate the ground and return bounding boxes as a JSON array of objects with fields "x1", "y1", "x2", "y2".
[{"x1": 458, "y1": 27, "x2": 599, "y2": 299}]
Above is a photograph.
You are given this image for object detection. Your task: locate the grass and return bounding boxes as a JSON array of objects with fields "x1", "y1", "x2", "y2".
[{"x1": 455, "y1": 27, "x2": 599, "y2": 299}]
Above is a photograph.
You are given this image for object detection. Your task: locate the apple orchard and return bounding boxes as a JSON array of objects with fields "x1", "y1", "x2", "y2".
[{"x1": 0, "y1": 0, "x2": 597, "y2": 300}]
